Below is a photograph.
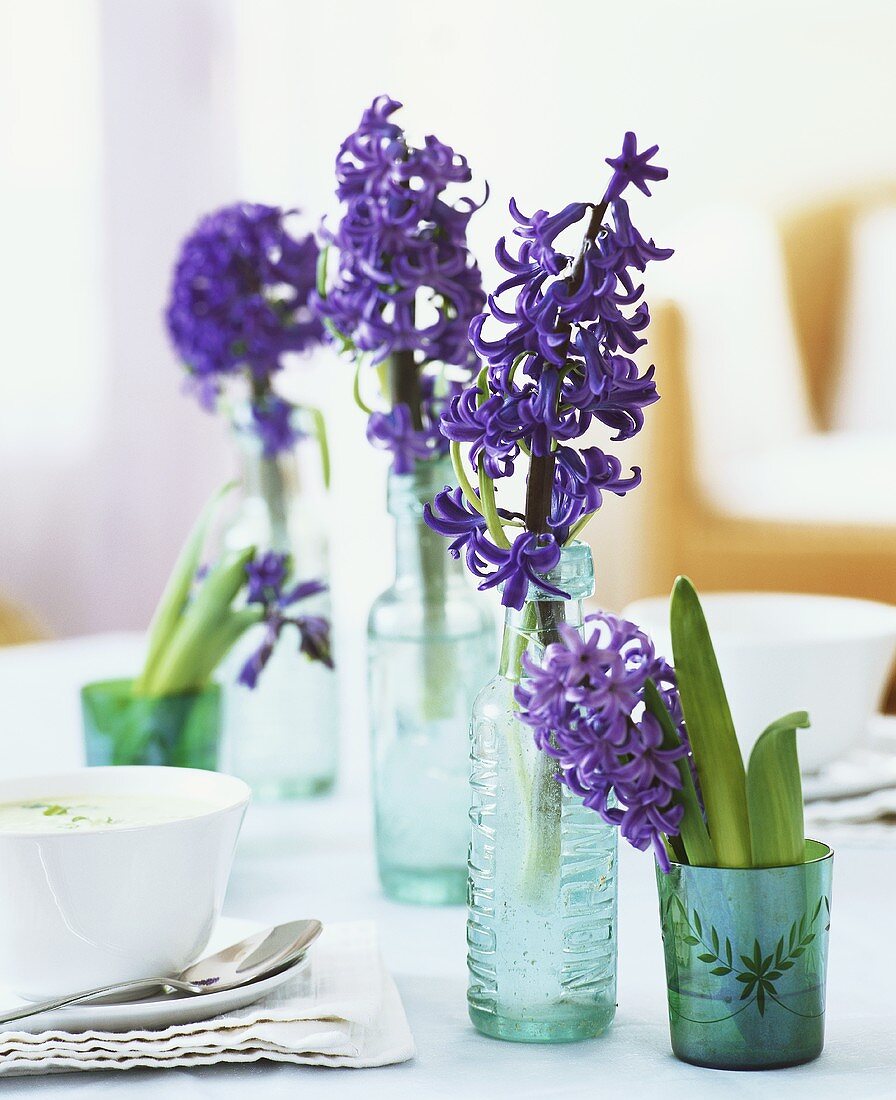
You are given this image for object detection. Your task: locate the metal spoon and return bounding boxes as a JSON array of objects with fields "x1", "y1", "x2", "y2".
[{"x1": 0, "y1": 919, "x2": 322, "y2": 1026}]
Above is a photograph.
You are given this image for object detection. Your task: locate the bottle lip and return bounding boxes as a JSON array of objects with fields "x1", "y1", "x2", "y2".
[
  {"x1": 229, "y1": 399, "x2": 305, "y2": 450},
  {"x1": 386, "y1": 453, "x2": 454, "y2": 515},
  {"x1": 524, "y1": 540, "x2": 595, "y2": 601}
]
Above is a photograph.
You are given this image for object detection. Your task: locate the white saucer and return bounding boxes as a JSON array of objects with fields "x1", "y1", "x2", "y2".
[{"x1": 0, "y1": 916, "x2": 310, "y2": 1034}]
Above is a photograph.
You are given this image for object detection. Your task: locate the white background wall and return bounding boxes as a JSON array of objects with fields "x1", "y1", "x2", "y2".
[{"x1": 2, "y1": 0, "x2": 896, "y2": 640}]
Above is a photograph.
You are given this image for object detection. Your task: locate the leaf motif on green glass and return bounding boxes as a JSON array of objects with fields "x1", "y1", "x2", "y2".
[{"x1": 660, "y1": 892, "x2": 830, "y2": 1021}]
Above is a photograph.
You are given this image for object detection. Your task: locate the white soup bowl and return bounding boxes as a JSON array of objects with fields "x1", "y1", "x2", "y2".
[
  {"x1": 622, "y1": 592, "x2": 896, "y2": 771},
  {"x1": 0, "y1": 766, "x2": 249, "y2": 999}
]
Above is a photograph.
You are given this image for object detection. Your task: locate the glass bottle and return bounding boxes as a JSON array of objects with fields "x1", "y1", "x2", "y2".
[
  {"x1": 467, "y1": 542, "x2": 618, "y2": 1042},
  {"x1": 220, "y1": 404, "x2": 338, "y2": 799},
  {"x1": 368, "y1": 455, "x2": 496, "y2": 905}
]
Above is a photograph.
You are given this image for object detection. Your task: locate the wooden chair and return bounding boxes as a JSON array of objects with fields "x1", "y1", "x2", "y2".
[
  {"x1": 642, "y1": 300, "x2": 896, "y2": 605},
  {"x1": 0, "y1": 598, "x2": 47, "y2": 646}
]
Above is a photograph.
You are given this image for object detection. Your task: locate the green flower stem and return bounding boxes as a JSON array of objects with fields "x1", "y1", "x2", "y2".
[
  {"x1": 353, "y1": 359, "x2": 375, "y2": 415},
  {"x1": 302, "y1": 405, "x2": 331, "y2": 490},
  {"x1": 499, "y1": 597, "x2": 568, "y2": 904},
  {"x1": 450, "y1": 441, "x2": 484, "y2": 515},
  {"x1": 315, "y1": 244, "x2": 329, "y2": 297},
  {"x1": 478, "y1": 463, "x2": 511, "y2": 549},
  {"x1": 565, "y1": 509, "x2": 596, "y2": 546},
  {"x1": 258, "y1": 456, "x2": 290, "y2": 550},
  {"x1": 417, "y1": 499, "x2": 453, "y2": 721}
]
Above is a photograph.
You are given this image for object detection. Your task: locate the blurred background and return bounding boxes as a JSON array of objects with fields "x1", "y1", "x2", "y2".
[{"x1": 2, "y1": 0, "x2": 894, "y2": 697}]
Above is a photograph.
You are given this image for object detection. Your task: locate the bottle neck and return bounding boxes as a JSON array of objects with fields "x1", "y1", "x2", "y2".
[
  {"x1": 498, "y1": 596, "x2": 586, "y2": 678},
  {"x1": 387, "y1": 454, "x2": 459, "y2": 589},
  {"x1": 497, "y1": 541, "x2": 595, "y2": 679},
  {"x1": 230, "y1": 417, "x2": 300, "y2": 552}
]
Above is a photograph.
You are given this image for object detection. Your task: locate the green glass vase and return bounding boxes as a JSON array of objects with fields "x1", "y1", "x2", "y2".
[
  {"x1": 656, "y1": 840, "x2": 833, "y2": 1070},
  {"x1": 81, "y1": 678, "x2": 221, "y2": 769}
]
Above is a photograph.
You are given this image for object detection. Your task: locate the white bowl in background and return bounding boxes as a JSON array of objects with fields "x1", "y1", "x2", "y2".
[
  {"x1": 621, "y1": 592, "x2": 896, "y2": 772},
  {"x1": 0, "y1": 766, "x2": 249, "y2": 999}
]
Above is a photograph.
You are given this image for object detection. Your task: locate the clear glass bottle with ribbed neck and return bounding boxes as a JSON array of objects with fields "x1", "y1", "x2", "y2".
[
  {"x1": 467, "y1": 542, "x2": 618, "y2": 1042},
  {"x1": 219, "y1": 404, "x2": 338, "y2": 799},
  {"x1": 368, "y1": 454, "x2": 496, "y2": 905}
]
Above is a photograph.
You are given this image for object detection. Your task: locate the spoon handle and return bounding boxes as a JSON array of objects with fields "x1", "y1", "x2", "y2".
[{"x1": 0, "y1": 978, "x2": 170, "y2": 1025}]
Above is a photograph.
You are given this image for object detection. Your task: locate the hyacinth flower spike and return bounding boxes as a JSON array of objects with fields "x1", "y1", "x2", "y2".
[
  {"x1": 426, "y1": 131, "x2": 672, "y2": 610},
  {"x1": 166, "y1": 203, "x2": 332, "y2": 550},
  {"x1": 315, "y1": 94, "x2": 489, "y2": 718},
  {"x1": 424, "y1": 133, "x2": 671, "y2": 893}
]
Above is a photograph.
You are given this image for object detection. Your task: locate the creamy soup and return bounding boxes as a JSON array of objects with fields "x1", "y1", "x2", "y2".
[{"x1": 0, "y1": 794, "x2": 214, "y2": 833}]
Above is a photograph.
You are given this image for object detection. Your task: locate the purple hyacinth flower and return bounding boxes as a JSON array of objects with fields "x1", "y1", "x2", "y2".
[
  {"x1": 238, "y1": 551, "x2": 332, "y2": 689},
  {"x1": 515, "y1": 611, "x2": 693, "y2": 871},
  {"x1": 424, "y1": 134, "x2": 670, "y2": 602},
  {"x1": 245, "y1": 551, "x2": 290, "y2": 605},
  {"x1": 603, "y1": 132, "x2": 669, "y2": 202},
  {"x1": 166, "y1": 202, "x2": 324, "y2": 409},
  {"x1": 478, "y1": 531, "x2": 568, "y2": 611},
  {"x1": 366, "y1": 404, "x2": 435, "y2": 474},
  {"x1": 295, "y1": 614, "x2": 334, "y2": 668},
  {"x1": 316, "y1": 95, "x2": 486, "y2": 378},
  {"x1": 238, "y1": 620, "x2": 279, "y2": 689},
  {"x1": 250, "y1": 394, "x2": 301, "y2": 458}
]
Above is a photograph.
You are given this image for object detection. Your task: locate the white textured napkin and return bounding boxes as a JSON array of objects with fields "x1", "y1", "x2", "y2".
[
  {"x1": 803, "y1": 718, "x2": 896, "y2": 842},
  {"x1": 0, "y1": 922, "x2": 414, "y2": 1077}
]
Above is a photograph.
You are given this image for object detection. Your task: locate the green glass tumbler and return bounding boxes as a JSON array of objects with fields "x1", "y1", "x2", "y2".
[
  {"x1": 655, "y1": 840, "x2": 833, "y2": 1070},
  {"x1": 81, "y1": 678, "x2": 221, "y2": 769}
]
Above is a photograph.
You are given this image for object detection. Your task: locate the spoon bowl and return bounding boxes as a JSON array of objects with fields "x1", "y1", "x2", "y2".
[{"x1": 177, "y1": 919, "x2": 322, "y2": 992}]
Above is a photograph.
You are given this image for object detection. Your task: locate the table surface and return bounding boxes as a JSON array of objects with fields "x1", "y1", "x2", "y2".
[{"x1": 1, "y1": 634, "x2": 895, "y2": 1099}]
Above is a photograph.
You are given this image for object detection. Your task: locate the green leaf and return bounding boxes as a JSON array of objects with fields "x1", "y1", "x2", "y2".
[
  {"x1": 185, "y1": 606, "x2": 263, "y2": 685},
  {"x1": 747, "y1": 711, "x2": 809, "y2": 867},
  {"x1": 683, "y1": 935, "x2": 700, "y2": 946},
  {"x1": 142, "y1": 547, "x2": 256, "y2": 696},
  {"x1": 697, "y1": 953, "x2": 716, "y2": 962},
  {"x1": 693, "y1": 910, "x2": 703, "y2": 936},
  {"x1": 643, "y1": 679, "x2": 717, "y2": 867},
  {"x1": 135, "y1": 483, "x2": 236, "y2": 694},
  {"x1": 670, "y1": 576, "x2": 752, "y2": 867},
  {"x1": 710, "y1": 966, "x2": 732, "y2": 975},
  {"x1": 711, "y1": 927, "x2": 720, "y2": 954}
]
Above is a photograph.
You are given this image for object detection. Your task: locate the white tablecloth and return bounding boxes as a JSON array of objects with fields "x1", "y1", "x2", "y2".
[{"x1": 0, "y1": 635, "x2": 894, "y2": 1098}]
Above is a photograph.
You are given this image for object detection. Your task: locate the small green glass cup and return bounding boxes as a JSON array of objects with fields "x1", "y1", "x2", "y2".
[
  {"x1": 655, "y1": 840, "x2": 833, "y2": 1070},
  {"x1": 81, "y1": 678, "x2": 221, "y2": 770}
]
